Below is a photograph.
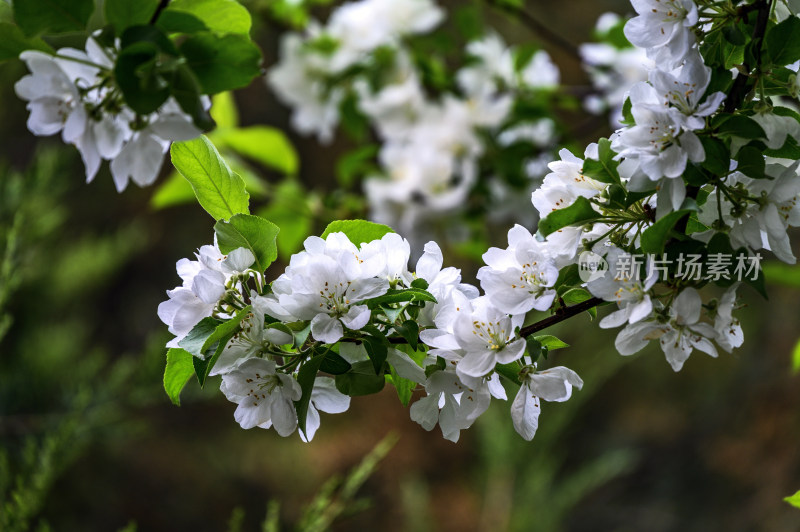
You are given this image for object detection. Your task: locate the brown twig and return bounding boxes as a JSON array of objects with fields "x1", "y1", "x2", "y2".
[{"x1": 485, "y1": 0, "x2": 582, "y2": 62}]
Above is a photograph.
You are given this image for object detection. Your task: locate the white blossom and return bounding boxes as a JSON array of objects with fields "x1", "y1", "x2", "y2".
[
  {"x1": 220, "y1": 358, "x2": 301, "y2": 435},
  {"x1": 615, "y1": 288, "x2": 718, "y2": 371},
  {"x1": 477, "y1": 225, "x2": 558, "y2": 315},
  {"x1": 511, "y1": 366, "x2": 583, "y2": 441}
]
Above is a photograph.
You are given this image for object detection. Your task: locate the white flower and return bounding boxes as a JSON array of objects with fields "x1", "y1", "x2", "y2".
[
  {"x1": 714, "y1": 285, "x2": 743, "y2": 353},
  {"x1": 300, "y1": 377, "x2": 351, "y2": 442},
  {"x1": 267, "y1": 32, "x2": 342, "y2": 143},
  {"x1": 262, "y1": 233, "x2": 390, "y2": 343},
  {"x1": 15, "y1": 43, "x2": 130, "y2": 183},
  {"x1": 613, "y1": 83, "x2": 705, "y2": 180},
  {"x1": 327, "y1": 0, "x2": 443, "y2": 70},
  {"x1": 421, "y1": 293, "x2": 526, "y2": 379},
  {"x1": 209, "y1": 307, "x2": 294, "y2": 376},
  {"x1": 519, "y1": 50, "x2": 560, "y2": 89},
  {"x1": 587, "y1": 247, "x2": 657, "y2": 328},
  {"x1": 17, "y1": 40, "x2": 202, "y2": 190},
  {"x1": 109, "y1": 98, "x2": 201, "y2": 192},
  {"x1": 624, "y1": 0, "x2": 698, "y2": 68},
  {"x1": 409, "y1": 367, "x2": 504, "y2": 442},
  {"x1": 414, "y1": 240, "x2": 479, "y2": 327},
  {"x1": 158, "y1": 241, "x2": 255, "y2": 348},
  {"x1": 359, "y1": 232, "x2": 412, "y2": 284},
  {"x1": 532, "y1": 146, "x2": 605, "y2": 213},
  {"x1": 511, "y1": 366, "x2": 583, "y2": 441},
  {"x1": 457, "y1": 33, "x2": 514, "y2": 95},
  {"x1": 615, "y1": 288, "x2": 718, "y2": 371},
  {"x1": 497, "y1": 120, "x2": 556, "y2": 148},
  {"x1": 698, "y1": 164, "x2": 800, "y2": 264},
  {"x1": 750, "y1": 110, "x2": 800, "y2": 150},
  {"x1": 220, "y1": 358, "x2": 301, "y2": 435},
  {"x1": 580, "y1": 42, "x2": 653, "y2": 126},
  {"x1": 648, "y1": 51, "x2": 726, "y2": 130},
  {"x1": 477, "y1": 225, "x2": 558, "y2": 315}
]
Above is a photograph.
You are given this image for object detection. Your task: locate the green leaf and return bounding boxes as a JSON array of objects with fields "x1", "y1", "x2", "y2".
[
  {"x1": 700, "y1": 136, "x2": 730, "y2": 175},
  {"x1": 171, "y1": 62, "x2": 215, "y2": 131},
  {"x1": 620, "y1": 97, "x2": 634, "y2": 126},
  {"x1": 582, "y1": 138, "x2": 620, "y2": 184},
  {"x1": 495, "y1": 362, "x2": 521, "y2": 385},
  {"x1": 722, "y1": 42, "x2": 745, "y2": 70},
  {"x1": 722, "y1": 24, "x2": 746, "y2": 45},
  {"x1": 714, "y1": 115, "x2": 766, "y2": 140},
  {"x1": 211, "y1": 92, "x2": 240, "y2": 129},
  {"x1": 767, "y1": 16, "x2": 800, "y2": 65},
  {"x1": 214, "y1": 213, "x2": 280, "y2": 273},
  {"x1": 365, "y1": 288, "x2": 437, "y2": 308},
  {"x1": 178, "y1": 317, "x2": 221, "y2": 358},
  {"x1": 319, "y1": 351, "x2": 352, "y2": 375},
  {"x1": 336, "y1": 145, "x2": 379, "y2": 187},
  {"x1": 295, "y1": 350, "x2": 326, "y2": 437},
  {"x1": 363, "y1": 336, "x2": 388, "y2": 375},
  {"x1": 164, "y1": 348, "x2": 196, "y2": 406},
  {"x1": 784, "y1": 490, "x2": 800, "y2": 509},
  {"x1": 114, "y1": 40, "x2": 172, "y2": 115},
  {"x1": 105, "y1": 0, "x2": 159, "y2": 35},
  {"x1": 395, "y1": 320, "x2": 420, "y2": 350},
  {"x1": 640, "y1": 209, "x2": 691, "y2": 254},
  {"x1": 321, "y1": 219, "x2": 395, "y2": 245},
  {"x1": 525, "y1": 336, "x2": 544, "y2": 362},
  {"x1": 178, "y1": 305, "x2": 252, "y2": 358},
  {"x1": 13, "y1": 0, "x2": 94, "y2": 35},
  {"x1": 192, "y1": 329, "x2": 235, "y2": 386},
  {"x1": 170, "y1": 135, "x2": 250, "y2": 220},
  {"x1": 534, "y1": 334, "x2": 569, "y2": 350},
  {"x1": 180, "y1": 32, "x2": 262, "y2": 94},
  {"x1": 388, "y1": 368, "x2": 416, "y2": 406},
  {"x1": 0, "y1": 22, "x2": 53, "y2": 62},
  {"x1": 335, "y1": 361, "x2": 386, "y2": 396},
  {"x1": 410, "y1": 278, "x2": 429, "y2": 290},
  {"x1": 736, "y1": 145, "x2": 766, "y2": 179},
  {"x1": 561, "y1": 288, "x2": 592, "y2": 306},
  {"x1": 165, "y1": 0, "x2": 252, "y2": 35},
  {"x1": 155, "y1": 10, "x2": 208, "y2": 33},
  {"x1": 792, "y1": 339, "x2": 800, "y2": 374},
  {"x1": 537, "y1": 196, "x2": 601, "y2": 237},
  {"x1": 216, "y1": 126, "x2": 298, "y2": 174}
]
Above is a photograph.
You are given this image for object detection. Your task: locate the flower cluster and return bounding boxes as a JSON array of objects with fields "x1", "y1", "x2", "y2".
[
  {"x1": 160, "y1": 229, "x2": 583, "y2": 442},
  {"x1": 15, "y1": 39, "x2": 203, "y2": 192},
  {"x1": 267, "y1": 0, "x2": 562, "y2": 244}
]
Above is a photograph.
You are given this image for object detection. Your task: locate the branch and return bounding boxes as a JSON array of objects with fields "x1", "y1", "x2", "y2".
[
  {"x1": 149, "y1": 0, "x2": 171, "y2": 25},
  {"x1": 518, "y1": 296, "x2": 604, "y2": 337},
  {"x1": 485, "y1": 0, "x2": 582, "y2": 63}
]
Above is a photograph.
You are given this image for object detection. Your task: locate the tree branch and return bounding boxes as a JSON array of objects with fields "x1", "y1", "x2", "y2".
[
  {"x1": 518, "y1": 296, "x2": 604, "y2": 337},
  {"x1": 485, "y1": 0, "x2": 582, "y2": 63},
  {"x1": 149, "y1": 0, "x2": 171, "y2": 25}
]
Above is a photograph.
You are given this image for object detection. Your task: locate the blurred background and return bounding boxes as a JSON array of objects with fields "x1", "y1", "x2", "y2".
[{"x1": 1, "y1": 0, "x2": 800, "y2": 530}]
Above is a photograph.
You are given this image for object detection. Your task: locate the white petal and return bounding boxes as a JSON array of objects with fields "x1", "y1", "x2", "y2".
[
  {"x1": 310, "y1": 313, "x2": 344, "y2": 343},
  {"x1": 510, "y1": 385, "x2": 540, "y2": 441}
]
